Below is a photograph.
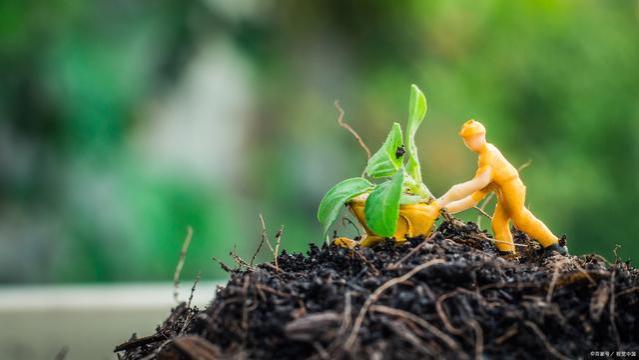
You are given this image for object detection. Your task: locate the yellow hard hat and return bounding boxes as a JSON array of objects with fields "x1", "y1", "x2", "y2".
[{"x1": 459, "y1": 119, "x2": 486, "y2": 138}]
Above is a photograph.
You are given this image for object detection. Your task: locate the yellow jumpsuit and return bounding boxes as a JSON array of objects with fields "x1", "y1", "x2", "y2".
[{"x1": 471, "y1": 144, "x2": 559, "y2": 252}]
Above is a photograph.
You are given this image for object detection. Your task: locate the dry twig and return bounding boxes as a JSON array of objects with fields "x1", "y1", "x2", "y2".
[
  {"x1": 313, "y1": 342, "x2": 331, "y2": 360},
  {"x1": 173, "y1": 336, "x2": 221, "y2": 360},
  {"x1": 258, "y1": 214, "x2": 275, "y2": 252},
  {"x1": 387, "y1": 232, "x2": 438, "y2": 270},
  {"x1": 473, "y1": 205, "x2": 493, "y2": 222},
  {"x1": 471, "y1": 232, "x2": 528, "y2": 248},
  {"x1": 494, "y1": 325, "x2": 518, "y2": 345},
  {"x1": 230, "y1": 245, "x2": 255, "y2": 271},
  {"x1": 352, "y1": 249, "x2": 381, "y2": 276},
  {"x1": 523, "y1": 321, "x2": 570, "y2": 360},
  {"x1": 546, "y1": 259, "x2": 568, "y2": 303},
  {"x1": 255, "y1": 284, "x2": 291, "y2": 298},
  {"x1": 341, "y1": 217, "x2": 362, "y2": 237},
  {"x1": 338, "y1": 291, "x2": 352, "y2": 336},
  {"x1": 211, "y1": 256, "x2": 232, "y2": 272},
  {"x1": 274, "y1": 226, "x2": 284, "y2": 271},
  {"x1": 435, "y1": 294, "x2": 464, "y2": 335},
  {"x1": 469, "y1": 320, "x2": 484, "y2": 360},
  {"x1": 179, "y1": 272, "x2": 202, "y2": 335},
  {"x1": 334, "y1": 100, "x2": 371, "y2": 159},
  {"x1": 370, "y1": 305, "x2": 463, "y2": 355},
  {"x1": 173, "y1": 226, "x2": 194, "y2": 303},
  {"x1": 475, "y1": 192, "x2": 495, "y2": 228},
  {"x1": 617, "y1": 286, "x2": 639, "y2": 297},
  {"x1": 344, "y1": 259, "x2": 445, "y2": 350},
  {"x1": 385, "y1": 320, "x2": 433, "y2": 356},
  {"x1": 572, "y1": 262, "x2": 597, "y2": 285},
  {"x1": 115, "y1": 332, "x2": 170, "y2": 353},
  {"x1": 609, "y1": 269, "x2": 621, "y2": 347},
  {"x1": 187, "y1": 272, "x2": 200, "y2": 309},
  {"x1": 250, "y1": 214, "x2": 270, "y2": 266},
  {"x1": 241, "y1": 274, "x2": 251, "y2": 343}
]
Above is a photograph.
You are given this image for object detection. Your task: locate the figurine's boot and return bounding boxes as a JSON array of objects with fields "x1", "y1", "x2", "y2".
[
  {"x1": 543, "y1": 243, "x2": 569, "y2": 256},
  {"x1": 492, "y1": 203, "x2": 516, "y2": 253}
]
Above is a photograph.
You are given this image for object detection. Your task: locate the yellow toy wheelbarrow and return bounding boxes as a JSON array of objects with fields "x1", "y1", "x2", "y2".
[
  {"x1": 318, "y1": 84, "x2": 440, "y2": 249},
  {"x1": 333, "y1": 194, "x2": 441, "y2": 248}
]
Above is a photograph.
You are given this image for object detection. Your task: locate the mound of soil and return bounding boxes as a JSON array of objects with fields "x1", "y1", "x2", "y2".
[{"x1": 116, "y1": 219, "x2": 639, "y2": 359}]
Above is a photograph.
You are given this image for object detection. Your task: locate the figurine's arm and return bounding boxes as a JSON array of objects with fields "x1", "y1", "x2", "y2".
[
  {"x1": 438, "y1": 166, "x2": 492, "y2": 207},
  {"x1": 445, "y1": 189, "x2": 489, "y2": 214}
]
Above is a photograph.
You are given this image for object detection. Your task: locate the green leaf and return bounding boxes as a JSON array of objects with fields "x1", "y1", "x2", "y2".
[
  {"x1": 406, "y1": 84, "x2": 427, "y2": 183},
  {"x1": 365, "y1": 123, "x2": 404, "y2": 178},
  {"x1": 317, "y1": 177, "x2": 374, "y2": 235},
  {"x1": 365, "y1": 170, "x2": 404, "y2": 237}
]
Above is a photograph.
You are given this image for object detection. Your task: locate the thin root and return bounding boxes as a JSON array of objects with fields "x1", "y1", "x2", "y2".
[
  {"x1": 344, "y1": 259, "x2": 445, "y2": 350},
  {"x1": 387, "y1": 232, "x2": 438, "y2": 270},
  {"x1": 523, "y1": 321, "x2": 569, "y2": 360},
  {"x1": 370, "y1": 305, "x2": 463, "y2": 355}
]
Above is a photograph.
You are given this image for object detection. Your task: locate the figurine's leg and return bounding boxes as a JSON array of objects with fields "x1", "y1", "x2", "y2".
[
  {"x1": 504, "y1": 181, "x2": 559, "y2": 248},
  {"x1": 512, "y1": 208, "x2": 558, "y2": 247},
  {"x1": 492, "y1": 202, "x2": 515, "y2": 252}
]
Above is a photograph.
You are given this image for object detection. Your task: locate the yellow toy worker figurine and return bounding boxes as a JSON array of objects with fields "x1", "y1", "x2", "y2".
[{"x1": 437, "y1": 120, "x2": 568, "y2": 256}]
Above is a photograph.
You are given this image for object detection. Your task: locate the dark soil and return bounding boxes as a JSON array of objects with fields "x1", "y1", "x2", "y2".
[{"x1": 116, "y1": 219, "x2": 639, "y2": 359}]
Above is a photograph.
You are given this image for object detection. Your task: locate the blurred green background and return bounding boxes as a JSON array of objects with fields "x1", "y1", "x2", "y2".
[{"x1": 1, "y1": 0, "x2": 638, "y2": 284}]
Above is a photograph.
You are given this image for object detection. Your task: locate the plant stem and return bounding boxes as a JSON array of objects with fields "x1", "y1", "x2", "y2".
[{"x1": 403, "y1": 173, "x2": 433, "y2": 200}]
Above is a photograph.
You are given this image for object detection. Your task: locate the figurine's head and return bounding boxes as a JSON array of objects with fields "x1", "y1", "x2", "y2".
[{"x1": 459, "y1": 120, "x2": 487, "y2": 153}]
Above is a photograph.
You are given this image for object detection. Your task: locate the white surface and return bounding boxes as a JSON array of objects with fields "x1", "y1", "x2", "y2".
[
  {"x1": 0, "y1": 281, "x2": 223, "y2": 311},
  {"x1": 0, "y1": 281, "x2": 224, "y2": 360}
]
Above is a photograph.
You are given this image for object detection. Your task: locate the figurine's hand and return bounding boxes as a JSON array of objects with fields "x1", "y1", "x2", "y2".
[
  {"x1": 438, "y1": 168, "x2": 492, "y2": 206},
  {"x1": 443, "y1": 190, "x2": 489, "y2": 214},
  {"x1": 430, "y1": 199, "x2": 442, "y2": 209},
  {"x1": 436, "y1": 196, "x2": 449, "y2": 207}
]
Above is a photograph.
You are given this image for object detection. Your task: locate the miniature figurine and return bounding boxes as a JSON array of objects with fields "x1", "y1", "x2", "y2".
[
  {"x1": 319, "y1": 86, "x2": 567, "y2": 256},
  {"x1": 437, "y1": 120, "x2": 568, "y2": 255}
]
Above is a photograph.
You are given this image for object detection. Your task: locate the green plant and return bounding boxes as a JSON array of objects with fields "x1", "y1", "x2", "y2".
[{"x1": 317, "y1": 84, "x2": 434, "y2": 237}]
